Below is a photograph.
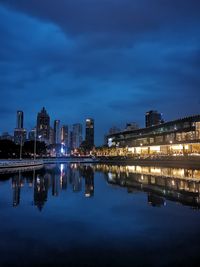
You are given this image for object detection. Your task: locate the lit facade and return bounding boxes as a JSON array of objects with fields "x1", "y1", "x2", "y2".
[
  {"x1": 36, "y1": 107, "x2": 50, "y2": 142},
  {"x1": 85, "y1": 118, "x2": 94, "y2": 149},
  {"x1": 72, "y1": 123, "x2": 82, "y2": 149},
  {"x1": 54, "y1": 120, "x2": 60, "y2": 144},
  {"x1": 99, "y1": 115, "x2": 200, "y2": 157},
  {"x1": 14, "y1": 128, "x2": 27, "y2": 145},
  {"x1": 17, "y1": 110, "x2": 24, "y2": 129},
  {"x1": 61, "y1": 125, "x2": 69, "y2": 146},
  {"x1": 145, "y1": 110, "x2": 163, "y2": 128}
]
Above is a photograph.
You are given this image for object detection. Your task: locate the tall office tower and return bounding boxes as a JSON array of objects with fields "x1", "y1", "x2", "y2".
[
  {"x1": 14, "y1": 110, "x2": 26, "y2": 144},
  {"x1": 16, "y1": 110, "x2": 23, "y2": 129},
  {"x1": 36, "y1": 107, "x2": 50, "y2": 142},
  {"x1": 72, "y1": 123, "x2": 82, "y2": 149},
  {"x1": 125, "y1": 122, "x2": 139, "y2": 131},
  {"x1": 68, "y1": 130, "x2": 73, "y2": 152},
  {"x1": 85, "y1": 118, "x2": 94, "y2": 149},
  {"x1": 49, "y1": 127, "x2": 54, "y2": 145},
  {"x1": 61, "y1": 125, "x2": 69, "y2": 145},
  {"x1": 54, "y1": 120, "x2": 60, "y2": 144},
  {"x1": 28, "y1": 128, "x2": 36, "y2": 141},
  {"x1": 14, "y1": 128, "x2": 27, "y2": 145},
  {"x1": 145, "y1": 110, "x2": 163, "y2": 128}
]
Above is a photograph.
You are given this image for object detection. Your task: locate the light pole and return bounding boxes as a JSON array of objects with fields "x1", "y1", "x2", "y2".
[
  {"x1": 20, "y1": 134, "x2": 23, "y2": 160},
  {"x1": 34, "y1": 129, "x2": 37, "y2": 160}
]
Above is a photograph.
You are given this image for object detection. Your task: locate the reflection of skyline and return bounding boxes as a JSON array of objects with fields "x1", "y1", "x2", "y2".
[
  {"x1": 12, "y1": 172, "x2": 21, "y2": 207},
  {"x1": 5, "y1": 164, "x2": 96, "y2": 209},
  {"x1": 34, "y1": 174, "x2": 48, "y2": 211},
  {"x1": 78, "y1": 165, "x2": 94, "y2": 197},
  {"x1": 93, "y1": 164, "x2": 200, "y2": 208},
  {"x1": 3, "y1": 163, "x2": 200, "y2": 210}
]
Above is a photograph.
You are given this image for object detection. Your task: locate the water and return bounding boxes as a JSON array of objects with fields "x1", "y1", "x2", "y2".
[{"x1": 0, "y1": 163, "x2": 200, "y2": 267}]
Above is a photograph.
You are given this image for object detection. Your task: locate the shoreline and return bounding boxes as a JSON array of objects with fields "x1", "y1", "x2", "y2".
[
  {"x1": 96, "y1": 156, "x2": 200, "y2": 169},
  {"x1": 0, "y1": 159, "x2": 44, "y2": 171},
  {"x1": 0, "y1": 156, "x2": 200, "y2": 170}
]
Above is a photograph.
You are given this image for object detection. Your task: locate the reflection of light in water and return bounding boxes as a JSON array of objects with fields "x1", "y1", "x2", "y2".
[
  {"x1": 108, "y1": 172, "x2": 116, "y2": 182},
  {"x1": 150, "y1": 168, "x2": 161, "y2": 174},
  {"x1": 172, "y1": 169, "x2": 184, "y2": 177},
  {"x1": 36, "y1": 176, "x2": 40, "y2": 184},
  {"x1": 61, "y1": 143, "x2": 65, "y2": 154},
  {"x1": 60, "y1": 164, "x2": 65, "y2": 176},
  {"x1": 60, "y1": 164, "x2": 65, "y2": 187}
]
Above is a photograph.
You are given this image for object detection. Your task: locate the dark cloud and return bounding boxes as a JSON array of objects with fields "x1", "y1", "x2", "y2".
[{"x1": 0, "y1": 1, "x2": 200, "y2": 144}]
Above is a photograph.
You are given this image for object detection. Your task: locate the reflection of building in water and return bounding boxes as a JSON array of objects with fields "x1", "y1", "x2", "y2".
[
  {"x1": 148, "y1": 193, "x2": 166, "y2": 207},
  {"x1": 60, "y1": 164, "x2": 67, "y2": 190},
  {"x1": 81, "y1": 166, "x2": 94, "y2": 197},
  {"x1": 34, "y1": 174, "x2": 48, "y2": 211},
  {"x1": 101, "y1": 115, "x2": 200, "y2": 157},
  {"x1": 52, "y1": 172, "x2": 59, "y2": 197},
  {"x1": 12, "y1": 172, "x2": 21, "y2": 207},
  {"x1": 95, "y1": 164, "x2": 200, "y2": 208},
  {"x1": 72, "y1": 170, "x2": 82, "y2": 192}
]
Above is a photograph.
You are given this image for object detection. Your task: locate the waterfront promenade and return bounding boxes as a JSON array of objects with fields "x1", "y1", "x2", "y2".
[
  {"x1": 0, "y1": 157, "x2": 97, "y2": 172},
  {"x1": 0, "y1": 159, "x2": 44, "y2": 168}
]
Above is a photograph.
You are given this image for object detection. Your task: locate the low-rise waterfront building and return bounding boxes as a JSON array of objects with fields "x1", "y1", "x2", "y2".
[{"x1": 97, "y1": 115, "x2": 200, "y2": 157}]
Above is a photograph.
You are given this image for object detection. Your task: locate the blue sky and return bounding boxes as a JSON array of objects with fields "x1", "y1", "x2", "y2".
[{"x1": 0, "y1": 0, "x2": 200, "y2": 144}]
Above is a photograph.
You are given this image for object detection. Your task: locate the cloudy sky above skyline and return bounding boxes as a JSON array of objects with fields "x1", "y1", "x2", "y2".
[{"x1": 0, "y1": 0, "x2": 200, "y2": 144}]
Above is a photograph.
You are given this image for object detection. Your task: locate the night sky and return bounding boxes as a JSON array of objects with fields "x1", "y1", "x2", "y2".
[{"x1": 0, "y1": 0, "x2": 200, "y2": 145}]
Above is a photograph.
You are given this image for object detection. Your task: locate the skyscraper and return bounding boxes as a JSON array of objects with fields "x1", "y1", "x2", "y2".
[
  {"x1": 145, "y1": 110, "x2": 163, "y2": 128},
  {"x1": 61, "y1": 125, "x2": 69, "y2": 145},
  {"x1": 54, "y1": 120, "x2": 60, "y2": 144},
  {"x1": 14, "y1": 110, "x2": 26, "y2": 144},
  {"x1": 72, "y1": 123, "x2": 82, "y2": 149},
  {"x1": 16, "y1": 110, "x2": 23, "y2": 129},
  {"x1": 49, "y1": 127, "x2": 54, "y2": 145},
  {"x1": 28, "y1": 128, "x2": 36, "y2": 141},
  {"x1": 36, "y1": 107, "x2": 50, "y2": 142},
  {"x1": 85, "y1": 118, "x2": 94, "y2": 149}
]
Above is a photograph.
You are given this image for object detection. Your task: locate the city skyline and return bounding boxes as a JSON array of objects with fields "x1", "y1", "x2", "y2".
[{"x1": 0, "y1": 0, "x2": 200, "y2": 145}]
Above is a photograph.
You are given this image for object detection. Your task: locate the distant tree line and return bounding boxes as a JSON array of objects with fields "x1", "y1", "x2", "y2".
[{"x1": 0, "y1": 140, "x2": 46, "y2": 159}]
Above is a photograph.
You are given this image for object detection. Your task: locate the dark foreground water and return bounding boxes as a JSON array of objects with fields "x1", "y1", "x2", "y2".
[{"x1": 0, "y1": 163, "x2": 200, "y2": 267}]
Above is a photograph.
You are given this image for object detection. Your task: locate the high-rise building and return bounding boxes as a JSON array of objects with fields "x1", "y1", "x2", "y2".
[
  {"x1": 36, "y1": 107, "x2": 50, "y2": 142},
  {"x1": 28, "y1": 128, "x2": 36, "y2": 141},
  {"x1": 54, "y1": 120, "x2": 60, "y2": 144},
  {"x1": 72, "y1": 123, "x2": 82, "y2": 149},
  {"x1": 49, "y1": 127, "x2": 54, "y2": 145},
  {"x1": 61, "y1": 125, "x2": 69, "y2": 145},
  {"x1": 1, "y1": 132, "x2": 13, "y2": 141},
  {"x1": 85, "y1": 118, "x2": 94, "y2": 149},
  {"x1": 14, "y1": 110, "x2": 26, "y2": 144},
  {"x1": 14, "y1": 128, "x2": 27, "y2": 145},
  {"x1": 68, "y1": 130, "x2": 73, "y2": 152},
  {"x1": 109, "y1": 126, "x2": 121, "y2": 135},
  {"x1": 145, "y1": 110, "x2": 163, "y2": 128},
  {"x1": 17, "y1": 110, "x2": 23, "y2": 129},
  {"x1": 125, "y1": 122, "x2": 139, "y2": 131}
]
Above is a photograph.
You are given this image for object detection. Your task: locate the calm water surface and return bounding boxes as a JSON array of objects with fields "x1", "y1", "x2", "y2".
[{"x1": 0, "y1": 163, "x2": 200, "y2": 267}]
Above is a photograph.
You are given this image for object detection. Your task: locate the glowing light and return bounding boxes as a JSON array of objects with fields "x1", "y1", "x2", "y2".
[
  {"x1": 150, "y1": 146, "x2": 160, "y2": 152},
  {"x1": 172, "y1": 145, "x2": 183, "y2": 150}
]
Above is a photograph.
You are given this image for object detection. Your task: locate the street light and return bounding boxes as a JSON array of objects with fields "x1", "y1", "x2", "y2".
[
  {"x1": 19, "y1": 134, "x2": 23, "y2": 160},
  {"x1": 34, "y1": 130, "x2": 42, "y2": 160},
  {"x1": 34, "y1": 129, "x2": 37, "y2": 160}
]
